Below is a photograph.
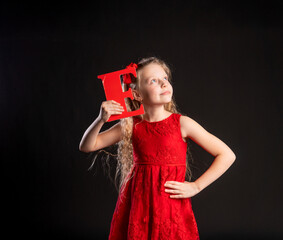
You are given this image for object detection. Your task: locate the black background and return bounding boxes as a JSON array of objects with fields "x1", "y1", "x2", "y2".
[{"x1": 1, "y1": 0, "x2": 282, "y2": 239}]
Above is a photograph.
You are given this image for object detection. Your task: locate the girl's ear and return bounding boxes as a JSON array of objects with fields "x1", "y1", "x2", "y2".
[{"x1": 132, "y1": 89, "x2": 143, "y2": 103}]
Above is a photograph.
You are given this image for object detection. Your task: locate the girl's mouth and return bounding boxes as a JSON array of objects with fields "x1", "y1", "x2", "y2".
[{"x1": 161, "y1": 91, "x2": 170, "y2": 95}]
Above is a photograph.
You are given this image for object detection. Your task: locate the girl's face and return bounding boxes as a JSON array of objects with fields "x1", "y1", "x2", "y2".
[{"x1": 136, "y1": 63, "x2": 173, "y2": 106}]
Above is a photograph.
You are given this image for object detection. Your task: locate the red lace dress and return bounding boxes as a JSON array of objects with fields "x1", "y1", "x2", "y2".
[{"x1": 108, "y1": 113, "x2": 200, "y2": 240}]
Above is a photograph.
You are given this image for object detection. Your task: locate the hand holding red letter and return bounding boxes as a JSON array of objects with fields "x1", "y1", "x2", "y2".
[{"x1": 97, "y1": 63, "x2": 144, "y2": 122}]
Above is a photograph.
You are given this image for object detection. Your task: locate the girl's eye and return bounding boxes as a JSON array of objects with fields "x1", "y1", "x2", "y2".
[
  {"x1": 151, "y1": 79, "x2": 157, "y2": 83},
  {"x1": 150, "y1": 77, "x2": 168, "y2": 84}
]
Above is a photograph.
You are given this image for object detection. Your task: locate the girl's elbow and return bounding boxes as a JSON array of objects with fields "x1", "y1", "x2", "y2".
[
  {"x1": 225, "y1": 147, "x2": 236, "y2": 162},
  {"x1": 230, "y1": 152, "x2": 236, "y2": 162},
  {"x1": 79, "y1": 144, "x2": 91, "y2": 153},
  {"x1": 79, "y1": 146, "x2": 86, "y2": 152},
  {"x1": 222, "y1": 150, "x2": 236, "y2": 162}
]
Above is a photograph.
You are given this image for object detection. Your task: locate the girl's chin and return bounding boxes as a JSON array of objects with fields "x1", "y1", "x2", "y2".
[
  {"x1": 144, "y1": 97, "x2": 172, "y2": 105},
  {"x1": 144, "y1": 101, "x2": 171, "y2": 106}
]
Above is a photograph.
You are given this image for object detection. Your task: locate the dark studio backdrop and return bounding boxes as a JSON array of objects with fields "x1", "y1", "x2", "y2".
[{"x1": 1, "y1": 0, "x2": 282, "y2": 239}]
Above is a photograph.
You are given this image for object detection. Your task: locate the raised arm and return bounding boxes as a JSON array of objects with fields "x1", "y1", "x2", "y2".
[
  {"x1": 180, "y1": 115, "x2": 236, "y2": 193},
  {"x1": 79, "y1": 100, "x2": 124, "y2": 153}
]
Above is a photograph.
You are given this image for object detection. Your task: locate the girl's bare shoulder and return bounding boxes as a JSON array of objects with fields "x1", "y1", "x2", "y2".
[{"x1": 179, "y1": 114, "x2": 207, "y2": 140}]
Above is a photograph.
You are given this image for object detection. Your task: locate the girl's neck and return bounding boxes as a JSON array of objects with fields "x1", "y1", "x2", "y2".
[{"x1": 141, "y1": 106, "x2": 171, "y2": 122}]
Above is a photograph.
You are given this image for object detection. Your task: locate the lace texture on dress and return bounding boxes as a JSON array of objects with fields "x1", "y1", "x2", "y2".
[{"x1": 108, "y1": 113, "x2": 200, "y2": 240}]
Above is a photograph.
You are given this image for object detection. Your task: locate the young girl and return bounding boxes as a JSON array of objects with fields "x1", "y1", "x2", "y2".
[{"x1": 79, "y1": 57, "x2": 236, "y2": 239}]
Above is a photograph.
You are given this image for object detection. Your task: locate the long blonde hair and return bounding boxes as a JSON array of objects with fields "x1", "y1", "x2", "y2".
[{"x1": 88, "y1": 57, "x2": 195, "y2": 200}]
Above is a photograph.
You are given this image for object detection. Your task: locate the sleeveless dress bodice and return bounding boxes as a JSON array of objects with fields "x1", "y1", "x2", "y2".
[
  {"x1": 108, "y1": 113, "x2": 200, "y2": 240},
  {"x1": 132, "y1": 113, "x2": 187, "y2": 166}
]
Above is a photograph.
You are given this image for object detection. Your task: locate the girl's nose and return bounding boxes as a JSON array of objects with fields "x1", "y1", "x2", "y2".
[{"x1": 161, "y1": 80, "x2": 167, "y2": 87}]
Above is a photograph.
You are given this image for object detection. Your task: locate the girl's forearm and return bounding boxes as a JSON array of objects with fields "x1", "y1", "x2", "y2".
[
  {"x1": 79, "y1": 117, "x2": 105, "y2": 152},
  {"x1": 194, "y1": 153, "x2": 236, "y2": 193}
]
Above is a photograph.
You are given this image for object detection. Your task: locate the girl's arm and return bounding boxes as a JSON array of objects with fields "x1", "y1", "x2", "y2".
[
  {"x1": 79, "y1": 118, "x2": 122, "y2": 153},
  {"x1": 79, "y1": 100, "x2": 124, "y2": 153},
  {"x1": 180, "y1": 116, "x2": 236, "y2": 193}
]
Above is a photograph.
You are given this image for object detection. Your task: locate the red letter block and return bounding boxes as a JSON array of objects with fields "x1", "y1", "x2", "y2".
[{"x1": 97, "y1": 65, "x2": 144, "y2": 122}]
